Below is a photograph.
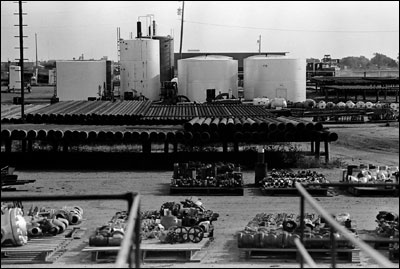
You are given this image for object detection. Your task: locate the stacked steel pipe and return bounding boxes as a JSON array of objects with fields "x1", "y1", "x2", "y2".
[
  {"x1": 182, "y1": 116, "x2": 336, "y2": 143},
  {"x1": 19, "y1": 100, "x2": 153, "y2": 125},
  {"x1": 0, "y1": 128, "x2": 178, "y2": 144}
]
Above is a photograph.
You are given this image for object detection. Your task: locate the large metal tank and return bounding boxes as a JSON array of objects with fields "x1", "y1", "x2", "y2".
[
  {"x1": 178, "y1": 55, "x2": 238, "y2": 102},
  {"x1": 56, "y1": 60, "x2": 107, "y2": 101},
  {"x1": 244, "y1": 55, "x2": 306, "y2": 102},
  {"x1": 9, "y1": 65, "x2": 21, "y2": 90},
  {"x1": 120, "y1": 39, "x2": 160, "y2": 100},
  {"x1": 152, "y1": 36, "x2": 174, "y2": 82}
]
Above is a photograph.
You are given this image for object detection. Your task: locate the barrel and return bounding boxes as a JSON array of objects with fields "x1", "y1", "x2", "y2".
[
  {"x1": 234, "y1": 118, "x2": 242, "y2": 131},
  {"x1": 37, "y1": 129, "x2": 47, "y2": 140},
  {"x1": 184, "y1": 117, "x2": 199, "y2": 132},
  {"x1": 184, "y1": 132, "x2": 193, "y2": 143},
  {"x1": 47, "y1": 129, "x2": 56, "y2": 140},
  {"x1": 175, "y1": 131, "x2": 185, "y2": 143},
  {"x1": 54, "y1": 130, "x2": 63, "y2": 140},
  {"x1": 328, "y1": 132, "x2": 338, "y2": 142},
  {"x1": 79, "y1": 131, "x2": 88, "y2": 141},
  {"x1": 227, "y1": 118, "x2": 235, "y2": 131},
  {"x1": 218, "y1": 118, "x2": 227, "y2": 131},
  {"x1": 96, "y1": 131, "x2": 106, "y2": 141},
  {"x1": 1, "y1": 129, "x2": 11, "y2": 140},
  {"x1": 210, "y1": 118, "x2": 220, "y2": 131},
  {"x1": 114, "y1": 131, "x2": 124, "y2": 141},
  {"x1": 88, "y1": 131, "x2": 98, "y2": 141},
  {"x1": 63, "y1": 130, "x2": 73, "y2": 142},
  {"x1": 167, "y1": 132, "x2": 176, "y2": 143},
  {"x1": 11, "y1": 129, "x2": 20, "y2": 140},
  {"x1": 140, "y1": 131, "x2": 149, "y2": 142},
  {"x1": 193, "y1": 118, "x2": 205, "y2": 132},
  {"x1": 233, "y1": 131, "x2": 244, "y2": 142},
  {"x1": 131, "y1": 131, "x2": 140, "y2": 142},
  {"x1": 200, "y1": 132, "x2": 210, "y2": 143},
  {"x1": 201, "y1": 118, "x2": 212, "y2": 132},
  {"x1": 157, "y1": 132, "x2": 167, "y2": 142}
]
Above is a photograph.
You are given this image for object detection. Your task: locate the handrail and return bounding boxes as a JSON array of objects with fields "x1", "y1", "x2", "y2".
[
  {"x1": 294, "y1": 238, "x2": 317, "y2": 268},
  {"x1": 115, "y1": 194, "x2": 141, "y2": 268},
  {"x1": 295, "y1": 182, "x2": 395, "y2": 268}
]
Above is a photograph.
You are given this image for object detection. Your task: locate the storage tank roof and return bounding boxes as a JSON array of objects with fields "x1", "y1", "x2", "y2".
[{"x1": 181, "y1": 55, "x2": 234, "y2": 61}]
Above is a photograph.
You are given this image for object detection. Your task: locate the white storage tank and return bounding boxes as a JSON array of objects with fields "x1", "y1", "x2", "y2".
[
  {"x1": 56, "y1": 60, "x2": 108, "y2": 101},
  {"x1": 178, "y1": 55, "x2": 238, "y2": 102},
  {"x1": 9, "y1": 65, "x2": 21, "y2": 90},
  {"x1": 120, "y1": 39, "x2": 160, "y2": 100},
  {"x1": 243, "y1": 55, "x2": 306, "y2": 102}
]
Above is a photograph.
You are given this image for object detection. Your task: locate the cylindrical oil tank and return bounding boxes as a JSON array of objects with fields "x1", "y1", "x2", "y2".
[
  {"x1": 243, "y1": 55, "x2": 306, "y2": 102},
  {"x1": 178, "y1": 55, "x2": 238, "y2": 103},
  {"x1": 120, "y1": 39, "x2": 161, "y2": 100},
  {"x1": 152, "y1": 36, "x2": 174, "y2": 82}
]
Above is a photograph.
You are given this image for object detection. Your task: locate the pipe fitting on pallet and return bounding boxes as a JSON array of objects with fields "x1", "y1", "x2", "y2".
[
  {"x1": 1, "y1": 208, "x2": 28, "y2": 246},
  {"x1": 28, "y1": 226, "x2": 43, "y2": 236}
]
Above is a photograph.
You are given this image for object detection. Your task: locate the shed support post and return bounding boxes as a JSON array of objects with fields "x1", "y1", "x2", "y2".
[
  {"x1": 142, "y1": 141, "x2": 151, "y2": 154},
  {"x1": 324, "y1": 140, "x2": 330, "y2": 163},
  {"x1": 315, "y1": 140, "x2": 320, "y2": 160},
  {"x1": 27, "y1": 140, "x2": 33, "y2": 152},
  {"x1": 21, "y1": 139, "x2": 27, "y2": 152},
  {"x1": 5, "y1": 140, "x2": 12, "y2": 153},
  {"x1": 164, "y1": 141, "x2": 169, "y2": 154},
  {"x1": 222, "y1": 141, "x2": 228, "y2": 153},
  {"x1": 233, "y1": 142, "x2": 239, "y2": 153}
]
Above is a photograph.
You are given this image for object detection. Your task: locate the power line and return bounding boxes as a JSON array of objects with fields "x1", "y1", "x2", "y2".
[{"x1": 183, "y1": 20, "x2": 399, "y2": 33}]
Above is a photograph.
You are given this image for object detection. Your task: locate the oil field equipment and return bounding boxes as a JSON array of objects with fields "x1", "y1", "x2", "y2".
[
  {"x1": 237, "y1": 212, "x2": 357, "y2": 249},
  {"x1": 171, "y1": 162, "x2": 243, "y2": 188},
  {"x1": 1, "y1": 206, "x2": 28, "y2": 246},
  {"x1": 89, "y1": 197, "x2": 219, "y2": 246}
]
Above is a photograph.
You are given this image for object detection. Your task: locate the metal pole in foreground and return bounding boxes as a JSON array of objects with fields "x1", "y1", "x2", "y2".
[
  {"x1": 300, "y1": 195, "x2": 305, "y2": 269},
  {"x1": 179, "y1": 1, "x2": 185, "y2": 60},
  {"x1": 18, "y1": 0, "x2": 25, "y2": 121}
]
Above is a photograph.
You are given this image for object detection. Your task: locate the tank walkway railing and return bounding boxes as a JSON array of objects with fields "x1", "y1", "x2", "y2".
[
  {"x1": 1, "y1": 192, "x2": 141, "y2": 268},
  {"x1": 295, "y1": 182, "x2": 396, "y2": 268}
]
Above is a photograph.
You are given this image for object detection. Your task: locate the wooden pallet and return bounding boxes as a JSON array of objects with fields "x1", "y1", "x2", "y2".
[
  {"x1": 261, "y1": 187, "x2": 328, "y2": 196},
  {"x1": 82, "y1": 238, "x2": 210, "y2": 263},
  {"x1": 170, "y1": 186, "x2": 243, "y2": 196},
  {"x1": 239, "y1": 247, "x2": 360, "y2": 263},
  {"x1": 347, "y1": 186, "x2": 399, "y2": 197},
  {"x1": 359, "y1": 233, "x2": 399, "y2": 262},
  {"x1": 1, "y1": 236, "x2": 73, "y2": 264},
  {"x1": 359, "y1": 233, "x2": 399, "y2": 250},
  {"x1": 389, "y1": 247, "x2": 399, "y2": 262}
]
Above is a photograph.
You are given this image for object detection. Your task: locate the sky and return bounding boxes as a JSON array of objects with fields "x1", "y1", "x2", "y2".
[{"x1": 1, "y1": 1, "x2": 399, "y2": 62}]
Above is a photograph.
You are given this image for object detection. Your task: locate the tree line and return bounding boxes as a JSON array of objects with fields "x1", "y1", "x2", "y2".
[{"x1": 307, "y1": 53, "x2": 399, "y2": 70}]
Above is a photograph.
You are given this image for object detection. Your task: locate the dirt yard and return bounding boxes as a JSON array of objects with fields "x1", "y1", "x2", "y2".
[{"x1": 1, "y1": 121, "x2": 399, "y2": 268}]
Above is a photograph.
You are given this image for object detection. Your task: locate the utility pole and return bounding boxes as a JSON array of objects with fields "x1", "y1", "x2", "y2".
[
  {"x1": 179, "y1": 1, "x2": 185, "y2": 60},
  {"x1": 257, "y1": 35, "x2": 261, "y2": 54},
  {"x1": 15, "y1": 0, "x2": 28, "y2": 121},
  {"x1": 35, "y1": 33, "x2": 38, "y2": 69}
]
